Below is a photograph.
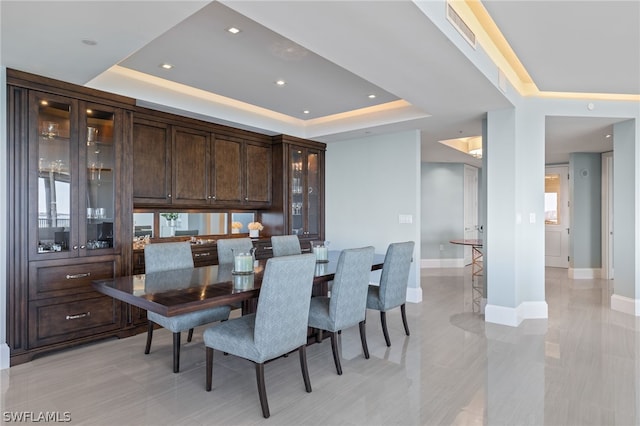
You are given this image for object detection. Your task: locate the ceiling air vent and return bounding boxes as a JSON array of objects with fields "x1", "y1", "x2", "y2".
[{"x1": 446, "y1": 2, "x2": 476, "y2": 49}]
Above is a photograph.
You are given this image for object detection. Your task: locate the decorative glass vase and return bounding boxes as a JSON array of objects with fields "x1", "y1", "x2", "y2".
[{"x1": 249, "y1": 229, "x2": 259, "y2": 238}]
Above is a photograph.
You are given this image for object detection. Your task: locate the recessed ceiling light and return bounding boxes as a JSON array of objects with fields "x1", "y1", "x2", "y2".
[
  {"x1": 275, "y1": 80, "x2": 286, "y2": 86},
  {"x1": 40, "y1": 100, "x2": 48, "y2": 106},
  {"x1": 227, "y1": 27, "x2": 241, "y2": 34},
  {"x1": 86, "y1": 109, "x2": 93, "y2": 114},
  {"x1": 160, "y1": 63, "x2": 173, "y2": 70},
  {"x1": 605, "y1": 134, "x2": 612, "y2": 138},
  {"x1": 303, "y1": 110, "x2": 310, "y2": 114},
  {"x1": 81, "y1": 39, "x2": 97, "y2": 46},
  {"x1": 368, "y1": 94, "x2": 376, "y2": 99}
]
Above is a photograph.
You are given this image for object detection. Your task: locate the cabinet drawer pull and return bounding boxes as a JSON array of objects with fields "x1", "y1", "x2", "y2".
[
  {"x1": 66, "y1": 272, "x2": 91, "y2": 280},
  {"x1": 194, "y1": 252, "x2": 211, "y2": 257},
  {"x1": 66, "y1": 311, "x2": 90, "y2": 320}
]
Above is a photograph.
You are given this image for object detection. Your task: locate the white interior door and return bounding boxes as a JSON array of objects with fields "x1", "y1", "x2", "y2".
[
  {"x1": 545, "y1": 165, "x2": 570, "y2": 268},
  {"x1": 464, "y1": 165, "x2": 479, "y2": 265}
]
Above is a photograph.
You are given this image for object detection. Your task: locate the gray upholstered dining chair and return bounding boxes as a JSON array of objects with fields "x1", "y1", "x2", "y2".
[
  {"x1": 203, "y1": 253, "x2": 317, "y2": 419},
  {"x1": 216, "y1": 237, "x2": 253, "y2": 264},
  {"x1": 144, "y1": 241, "x2": 231, "y2": 373},
  {"x1": 366, "y1": 241, "x2": 415, "y2": 347},
  {"x1": 308, "y1": 246, "x2": 375, "y2": 375},
  {"x1": 271, "y1": 235, "x2": 302, "y2": 257}
]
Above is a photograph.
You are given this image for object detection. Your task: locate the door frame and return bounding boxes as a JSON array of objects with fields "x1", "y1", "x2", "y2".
[
  {"x1": 545, "y1": 165, "x2": 570, "y2": 268},
  {"x1": 601, "y1": 152, "x2": 614, "y2": 279}
]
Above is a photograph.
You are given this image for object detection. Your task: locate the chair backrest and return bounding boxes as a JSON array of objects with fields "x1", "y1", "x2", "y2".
[
  {"x1": 144, "y1": 241, "x2": 194, "y2": 273},
  {"x1": 254, "y1": 254, "x2": 316, "y2": 359},
  {"x1": 217, "y1": 238, "x2": 253, "y2": 264},
  {"x1": 378, "y1": 241, "x2": 415, "y2": 310},
  {"x1": 271, "y1": 235, "x2": 302, "y2": 257},
  {"x1": 329, "y1": 246, "x2": 375, "y2": 330}
]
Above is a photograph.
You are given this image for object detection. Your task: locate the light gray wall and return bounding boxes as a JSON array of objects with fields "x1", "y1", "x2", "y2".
[
  {"x1": 613, "y1": 119, "x2": 638, "y2": 299},
  {"x1": 420, "y1": 163, "x2": 464, "y2": 259},
  {"x1": 325, "y1": 130, "x2": 422, "y2": 301},
  {"x1": 569, "y1": 153, "x2": 602, "y2": 269}
]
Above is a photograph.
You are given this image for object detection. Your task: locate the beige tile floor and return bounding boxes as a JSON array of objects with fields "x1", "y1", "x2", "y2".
[{"x1": 2, "y1": 266, "x2": 639, "y2": 425}]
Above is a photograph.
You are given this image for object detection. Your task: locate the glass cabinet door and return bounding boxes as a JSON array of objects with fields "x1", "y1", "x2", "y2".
[
  {"x1": 306, "y1": 150, "x2": 320, "y2": 236},
  {"x1": 290, "y1": 148, "x2": 304, "y2": 235},
  {"x1": 31, "y1": 93, "x2": 118, "y2": 258},
  {"x1": 83, "y1": 106, "x2": 116, "y2": 251},
  {"x1": 33, "y1": 93, "x2": 76, "y2": 256},
  {"x1": 288, "y1": 147, "x2": 321, "y2": 237}
]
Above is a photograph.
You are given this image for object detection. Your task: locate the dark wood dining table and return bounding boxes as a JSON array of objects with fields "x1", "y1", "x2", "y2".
[{"x1": 92, "y1": 251, "x2": 385, "y2": 317}]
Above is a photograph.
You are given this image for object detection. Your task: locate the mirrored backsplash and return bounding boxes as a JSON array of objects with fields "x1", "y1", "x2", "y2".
[{"x1": 133, "y1": 211, "x2": 256, "y2": 239}]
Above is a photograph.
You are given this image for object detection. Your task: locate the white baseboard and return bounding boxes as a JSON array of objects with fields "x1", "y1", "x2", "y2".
[
  {"x1": 485, "y1": 301, "x2": 548, "y2": 327},
  {"x1": 421, "y1": 258, "x2": 464, "y2": 268},
  {"x1": 611, "y1": 294, "x2": 640, "y2": 316},
  {"x1": 568, "y1": 268, "x2": 601, "y2": 279},
  {"x1": 0, "y1": 343, "x2": 9, "y2": 370},
  {"x1": 406, "y1": 286, "x2": 422, "y2": 303}
]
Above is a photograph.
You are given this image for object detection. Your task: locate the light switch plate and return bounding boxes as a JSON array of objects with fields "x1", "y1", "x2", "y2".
[{"x1": 398, "y1": 214, "x2": 413, "y2": 224}]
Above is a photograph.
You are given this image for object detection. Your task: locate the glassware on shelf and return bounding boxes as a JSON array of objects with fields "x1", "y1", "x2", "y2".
[
  {"x1": 87, "y1": 127, "x2": 98, "y2": 145},
  {"x1": 41, "y1": 121, "x2": 59, "y2": 138}
]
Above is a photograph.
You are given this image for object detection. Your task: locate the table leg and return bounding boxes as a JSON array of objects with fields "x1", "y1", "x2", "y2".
[{"x1": 471, "y1": 246, "x2": 484, "y2": 313}]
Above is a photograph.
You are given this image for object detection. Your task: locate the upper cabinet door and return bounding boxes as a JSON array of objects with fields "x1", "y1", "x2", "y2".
[
  {"x1": 213, "y1": 136, "x2": 242, "y2": 204},
  {"x1": 287, "y1": 145, "x2": 323, "y2": 238},
  {"x1": 172, "y1": 127, "x2": 211, "y2": 205},
  {"x1": 245, "y1": 142, "x2": 271, "y2": 205},
  {"x1": 81, "y1": 102, "x2": 119, "y2": 255},
  {"x1": 30, "y1": 92, "x2": 78, "y2": 259},
  {"x1": 132, "y1": 119, "x2": 171, "y2": 205},
  {"x1": 305, "y1": 150, "x2": 321, "y2": 237}
]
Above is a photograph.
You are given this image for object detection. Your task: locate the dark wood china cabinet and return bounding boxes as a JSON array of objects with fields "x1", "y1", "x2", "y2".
[
  {"x1": 6, "y1": 69, "x2": 136, "y2": 365},
  {"x1": 263, "y1": 135, "x2": 326, "y2": 247}
]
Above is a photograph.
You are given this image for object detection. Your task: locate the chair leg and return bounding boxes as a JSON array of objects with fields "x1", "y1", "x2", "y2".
[
  {"x1": 144, "y1": 321, "x2": 154, "y2": 354},
  {"x1": 205, "y1": 347, "x2": 214, "y2": 391},
  {"x1": 255, "y1": 363, "x2": 270, "y2": 418},
  {"x1": 173, "y1": 332, "x2": 181, "y2": 373},
  {"x1": 401, "y1": 304, "x2": 410, "y2": 336},
  {"x1": 330, "y1": 331, "x2": 343, "y2": 375},
  {"x1": 187, "y1": 328, "x2": 194, "y2": 342},
  {"x1": 380, "y1": 311, "x2": 391, "y2": 347},
  {"x1": 298, "y1": 345, "x2": 312, "y2": 393},
  {"x1": 359, "y1": 320, "x2": 370, "y2": 359}
]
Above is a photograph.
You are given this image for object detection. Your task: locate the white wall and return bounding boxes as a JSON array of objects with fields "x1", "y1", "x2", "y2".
[
  {"x1": 324, "y1": 130, "x2": 422, "y2": 303},
  {"x1": 421, "y1": 163, "x2": 465, "y2": 264}
]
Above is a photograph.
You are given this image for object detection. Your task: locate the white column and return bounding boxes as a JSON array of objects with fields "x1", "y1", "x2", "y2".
[
  {"x1": 611, "y1": 119, "x2": 640, "y2": 314},
  {"x1": 484, "y1": 104, "x2": 547, "y2": 326}
]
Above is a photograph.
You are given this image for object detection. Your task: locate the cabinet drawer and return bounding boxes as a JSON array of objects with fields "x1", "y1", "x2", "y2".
[
  {"x1": 252, "y1": 240, "x2": 273, "y2": 260},
  {"x1": 30, "y1": 260, "x2": 116, "y2": 300},
  {"x1": 192, "y1": 247, "x2": 217, "y2": 267},
  {"x1": 28, "y1": 295, "x2": 121, "y2": 347}
]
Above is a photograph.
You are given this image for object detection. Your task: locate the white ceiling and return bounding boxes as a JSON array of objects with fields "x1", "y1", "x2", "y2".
[{"x1": 1, "y1": 1, "x2": 638, "y2": 166}]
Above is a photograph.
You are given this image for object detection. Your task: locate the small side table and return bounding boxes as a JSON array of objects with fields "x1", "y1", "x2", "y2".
[{"x1": 449, "y1": 239, "x2": 484, "y2": 313}]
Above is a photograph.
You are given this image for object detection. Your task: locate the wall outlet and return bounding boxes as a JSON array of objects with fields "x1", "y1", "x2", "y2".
[{"x1": 439, "y1": 244, "x2": 444, "y2": 251}]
